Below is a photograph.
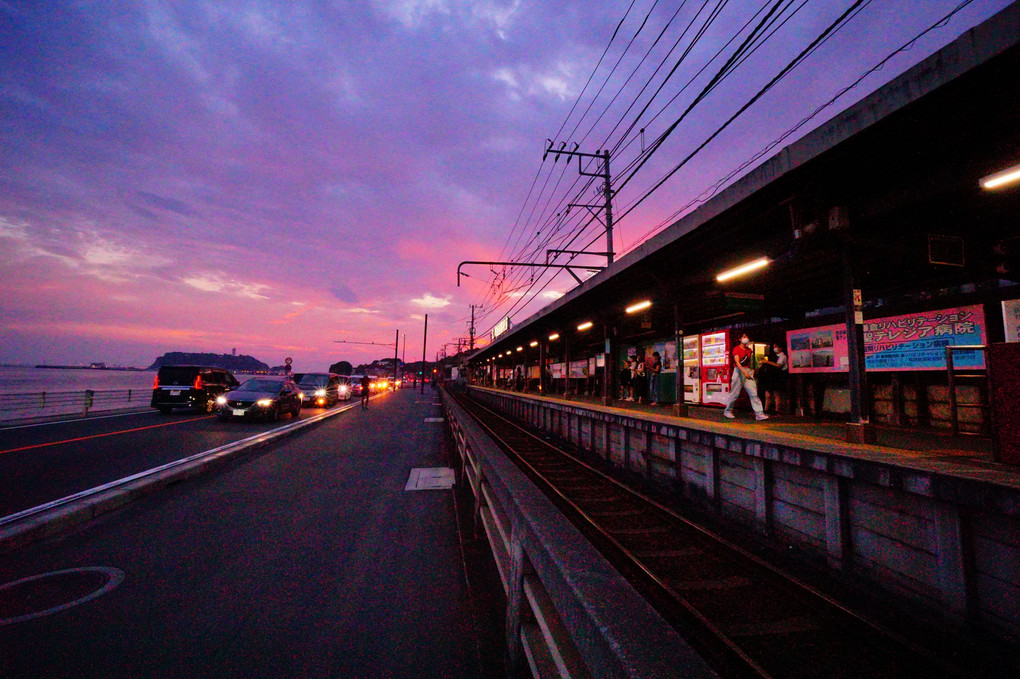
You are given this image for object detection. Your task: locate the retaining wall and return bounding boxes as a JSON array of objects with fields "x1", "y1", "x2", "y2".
[{"x1": 469, "y1": 386, "x2": 1020, "y2": 646}]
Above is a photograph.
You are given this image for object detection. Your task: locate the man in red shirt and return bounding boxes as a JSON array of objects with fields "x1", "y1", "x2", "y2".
[{"x1": 723, "y1": 332, "x2": 768, "y2": 421}]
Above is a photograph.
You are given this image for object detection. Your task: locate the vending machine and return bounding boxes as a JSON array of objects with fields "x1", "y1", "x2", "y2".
[
  {"x1": 683, "y1": 335, "x2": 701, "y2": 404},
  {"x1": 700, "y1": 331, "x2": 731, "y2": 406}
]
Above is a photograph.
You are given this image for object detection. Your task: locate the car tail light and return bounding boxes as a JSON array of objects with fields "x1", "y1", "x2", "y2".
[
  {"x1": 153, "y1": 375, "x2": 159, "y2": 389},
  {"x1": 193, "y1": 375, "x2": 204, "y2": 390}
]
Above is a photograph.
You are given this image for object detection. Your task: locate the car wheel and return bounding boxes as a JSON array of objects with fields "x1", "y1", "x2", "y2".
[
  {"x1": 292, "y1": 401, "x2": 300, "y2": 417},
  {"x1": 158, "y1": 406, "x2": 172, "y2": 415}
]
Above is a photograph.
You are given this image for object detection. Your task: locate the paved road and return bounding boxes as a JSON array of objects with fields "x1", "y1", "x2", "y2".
[
  {"x1": 0, "y1": 403, "x2": 352, "y2": 517},
  {"x1": 0, "y1": 389, "x2": 505, "y2": 678}
]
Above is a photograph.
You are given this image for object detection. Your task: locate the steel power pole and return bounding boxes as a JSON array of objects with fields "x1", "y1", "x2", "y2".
[{"x1": 543, "y1": 142, "x2": 615, "y2": 265}]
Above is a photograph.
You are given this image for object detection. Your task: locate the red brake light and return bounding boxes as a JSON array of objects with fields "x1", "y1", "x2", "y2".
[
  {"x1": 193, "y1": 375, "x2": 204, "y2": 390},
  {"x1": 153, "y1": 375, "x2": 159, "y2": 389}
]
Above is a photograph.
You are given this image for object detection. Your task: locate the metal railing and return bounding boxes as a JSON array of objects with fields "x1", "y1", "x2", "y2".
[
  {"x1": 945, "y1": 345, "x2": 990, "y2": 438},
  {"x1": 0, "y1": 389, "x2": 148, "y2": 420}
]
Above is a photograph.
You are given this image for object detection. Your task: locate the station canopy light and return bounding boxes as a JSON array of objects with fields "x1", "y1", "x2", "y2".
[
  {"x1": 516, "y1": 346, "x2": 523, "y2": 352},
  {"x1": 716, "y1": 256, "x2": 770, "y2": 282},
  {"x1": 980, "y1": 162, "x2": 1020, "y2": 190},
  {"x1": 529, "y1": 341, "x2": 538, "y2": 347},
  {"x1": 549, "y1": 333, "x2": 560, "y2": 341},
  {"x1": 577, "y1": 321, "x2": 593, "y2": 331},
  {"x1": 626, "y1": 300, "x2": 652, "y2": 314}
]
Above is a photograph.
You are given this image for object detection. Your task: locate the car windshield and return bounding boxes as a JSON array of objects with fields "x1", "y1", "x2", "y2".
[
  {"x1": 236, "y1": 379, "x2": 284, "y2": 392},
  {"x1": 296, "y1": 374, "x2": 328, "y2": 387}
]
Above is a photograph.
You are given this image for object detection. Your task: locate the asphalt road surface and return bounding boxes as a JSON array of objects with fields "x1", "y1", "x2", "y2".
[{"x1": 0, "y1": 389, "x2": 506, "y2": 678}]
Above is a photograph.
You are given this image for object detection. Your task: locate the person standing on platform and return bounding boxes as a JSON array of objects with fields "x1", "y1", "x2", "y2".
[
  {"x1": 633, "y1": 354, "x2": 647, "y2": 404},
  {"x1": 620, "y1": 356, "x2": 634, "y2": 401},
  {"x1": 762, "y1": 342, "x2": 789, "y2": 414},
  {"x1": 648, "y1": 351, "x2": 662, "y2": 405},
  {"x1": 723, "y1": 333, "x2": 768, "y2": 421},
  {"x1": 360, "y1": 374, "x2": 371, "y2": 410}
]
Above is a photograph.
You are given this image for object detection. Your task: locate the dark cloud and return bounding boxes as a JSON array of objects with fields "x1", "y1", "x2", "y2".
[
  {"x1": 330, "y1": 283, "x2": 358, "y2": 304},
  {"x1": 134, "y1": 192, "x2": 197, "y2": 217}
]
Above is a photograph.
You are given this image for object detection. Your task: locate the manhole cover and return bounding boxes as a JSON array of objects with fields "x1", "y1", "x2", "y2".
[{"x1": 0, "y1": 567, "x2": 124, "y2": 626}]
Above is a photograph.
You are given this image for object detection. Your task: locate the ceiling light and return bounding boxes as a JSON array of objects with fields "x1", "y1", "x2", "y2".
[
  {"x1": 625, "y1": 300, "x2": 651, "y2": 314},
  {"x1": 980, "y1": 162, "x2": 1020, "y2": 190},
  {"x1": 529, "y1": 341, "x2": 538, "y2": 347},
  {"x1": 716, "y1": 256, "x2": 770, "y2": 282},
  {"x1": 577, "y1": 321, "x2": 593, "y2": 331},
  {"x1": 549, "y1": 333, "x2": 560, "y2": 341}
]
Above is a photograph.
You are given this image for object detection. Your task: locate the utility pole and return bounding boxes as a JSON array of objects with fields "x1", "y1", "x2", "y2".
[
  {"x1": 544, "y1": 142, "x2": 615, "y2": 265},
  {"x1": 469, "y1": 305, "x2": 478, "y2": 351},
  {"x1": 420, "y1": 314, "x2": 428, "y2": 394}
]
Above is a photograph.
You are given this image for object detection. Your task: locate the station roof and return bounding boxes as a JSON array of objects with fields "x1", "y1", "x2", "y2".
[{"x1": 476, "y1": 3, "x2": 1020, "y2": 360}]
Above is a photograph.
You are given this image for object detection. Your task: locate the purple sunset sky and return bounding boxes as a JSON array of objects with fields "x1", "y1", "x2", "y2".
[{"x1": 0, "y1": 1, "x2": 1011, "y2": 370}]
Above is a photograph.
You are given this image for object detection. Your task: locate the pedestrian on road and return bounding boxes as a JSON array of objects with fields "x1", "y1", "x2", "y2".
[
  {"x1": 361, "y1": 374, "x2": 371, "y2": 410},
  {"x1": 723, "y1": 332, "x2": 768, "y2": 421}
]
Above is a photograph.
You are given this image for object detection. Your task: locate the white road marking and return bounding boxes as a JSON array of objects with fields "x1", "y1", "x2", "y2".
[
  {"x1": 424, "y1": 417, "x2": 444, "y2": 423},
  {"x1": 404, "y1": 467, "x2": 455, "y2": 490},
  {"x1": 0, "y1": 567, "x2": 125, "y2": 626}
]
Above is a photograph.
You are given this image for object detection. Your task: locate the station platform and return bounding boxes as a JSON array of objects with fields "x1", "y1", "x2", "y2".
[
  {"x1": 502, "y1": 387, "x2": 1009, "y2": 471},
  {"x1": 0, "y1": 389, "x2": 506, "y2": 679}
]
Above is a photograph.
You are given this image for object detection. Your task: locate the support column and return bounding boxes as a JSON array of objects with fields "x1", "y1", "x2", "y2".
[
  {"x1": 674, "y1": 302, "x2": 688, "y2": 417},
  {"x1": 842, "y1": 236, "x2": 876, "y2": 443}
]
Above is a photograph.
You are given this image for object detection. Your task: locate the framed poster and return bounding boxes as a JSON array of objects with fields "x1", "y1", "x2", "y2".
[
  {"x1": 787, "y1": 325, "x2": 848, "y2": 373},
  {"x1": 1003, "y1": 299, "x2": 1020, "y2": 343}
]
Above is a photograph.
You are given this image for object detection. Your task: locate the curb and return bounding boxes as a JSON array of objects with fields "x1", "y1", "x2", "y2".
[{"x1": 0, "y1": 397, "x2": 375, "y2": 555}]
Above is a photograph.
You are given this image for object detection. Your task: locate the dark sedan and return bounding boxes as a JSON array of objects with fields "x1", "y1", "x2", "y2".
[{"x1": 217, "y1": 376, "x2": 303, "y2": 421}]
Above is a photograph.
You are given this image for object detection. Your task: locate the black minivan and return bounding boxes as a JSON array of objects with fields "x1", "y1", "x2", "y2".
[{"x1": 151, "y1": 365, "x2": 240, "y2": 414}]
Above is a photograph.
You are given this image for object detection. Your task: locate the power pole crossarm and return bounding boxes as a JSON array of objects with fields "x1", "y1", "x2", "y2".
[{"x1": 542, "y1": 144, "x2": 615, "y2": 265}]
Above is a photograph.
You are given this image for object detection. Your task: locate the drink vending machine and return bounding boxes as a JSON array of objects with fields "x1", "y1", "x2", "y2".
[
  {"x1": 700, "y1": 331, "x2": 731, "y2": 406},
  {"x1": 683, "y1": 336, "x2": 701, "y2": 404}
]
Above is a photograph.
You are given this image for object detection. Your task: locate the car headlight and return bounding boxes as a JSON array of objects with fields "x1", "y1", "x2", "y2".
[
  {"x1": 256, "y1": 399, "x2": 273, "y2": 407},
  {"x1": 315, "y1": 389, "x2": 326, "y2": 397},
  {"x1": 339, "y1": 385, "x2": 349, "y2": 394},
  {"x1": 216, "y1": 396, "x2": 227, "y2": 405}
]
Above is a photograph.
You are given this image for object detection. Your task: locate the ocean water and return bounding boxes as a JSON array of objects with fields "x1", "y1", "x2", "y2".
[{"x1": 0, "y1": 366, "x2": 158, "y2": 394}]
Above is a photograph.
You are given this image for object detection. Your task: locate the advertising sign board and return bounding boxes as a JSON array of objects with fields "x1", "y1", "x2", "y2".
[{"x1": 787, "y1": 304, "x2": 988, "y2": 373}]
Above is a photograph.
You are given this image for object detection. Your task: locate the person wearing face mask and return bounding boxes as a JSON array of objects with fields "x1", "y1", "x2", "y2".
[{"x1": 723, "y1": 332, "x2": 768, "y2": 421}]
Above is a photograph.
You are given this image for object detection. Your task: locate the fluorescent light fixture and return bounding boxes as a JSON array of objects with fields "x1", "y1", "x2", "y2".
[
  {"x1": 529, "y1": 341, "x2": 538, "y2": 347},
  {"x1": 549, "y1": 333, "x2": 560, "y2": 341},
  {"x1": 577, "y1": 321, "x2": 593, "y2": 331},
  {"x1": 716, "y1": 256, "x2": 770, "y2": 282},
  {"x1": 516, "y1": 346, "x2": 523, "y2": 352},
  {"x1": 626, "y1": 300, "x2": 652, "y2": 314},
  {"x1": 980, "y1": 162, "x2": 1020, "y2": 190}
]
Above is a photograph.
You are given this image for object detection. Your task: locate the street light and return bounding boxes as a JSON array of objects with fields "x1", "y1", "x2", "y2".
[{"x1": 716, "y1": 256, "x2": 770, "y2": 282}]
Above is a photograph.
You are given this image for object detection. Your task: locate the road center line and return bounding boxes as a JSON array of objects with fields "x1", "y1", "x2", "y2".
[{"x1": 0, "y1": 416, "x2": 216, "y2": 456}]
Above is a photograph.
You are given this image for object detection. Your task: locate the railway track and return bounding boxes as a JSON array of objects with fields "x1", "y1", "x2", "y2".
[{"x1": 450, "y1": 388, "x2": 982, "y2": 679}]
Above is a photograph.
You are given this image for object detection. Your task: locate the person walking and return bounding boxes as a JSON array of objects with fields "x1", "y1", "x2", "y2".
[
  {"x1": 723, "y1": 332, "x2": 768, "y2": 421},
  {"x1": 360, "y1": 373, "x2": 371, "y2": 410},
  {"x1": 648, "y1": 351, "x2": 662, "y2": 405}
]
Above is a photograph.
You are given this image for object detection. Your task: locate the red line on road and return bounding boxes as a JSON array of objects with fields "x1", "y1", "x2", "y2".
[{"x1": 0, "y1": 416, "x2": 216, "y2": 455}]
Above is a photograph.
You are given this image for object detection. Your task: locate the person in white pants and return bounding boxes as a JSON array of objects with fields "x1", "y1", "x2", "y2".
[{"x1": 723, "y1": 333, "x2": 768, "y2": 421}]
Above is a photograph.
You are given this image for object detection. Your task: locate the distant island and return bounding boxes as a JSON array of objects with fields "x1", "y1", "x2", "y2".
[{"x1": 148, "y1": 352, "x2": 270, "y2": 373}]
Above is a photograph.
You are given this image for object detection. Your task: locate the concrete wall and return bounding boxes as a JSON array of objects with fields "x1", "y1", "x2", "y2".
[{"x1": 470, "y1": 387, "x2": 1020, "y2": 647}]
